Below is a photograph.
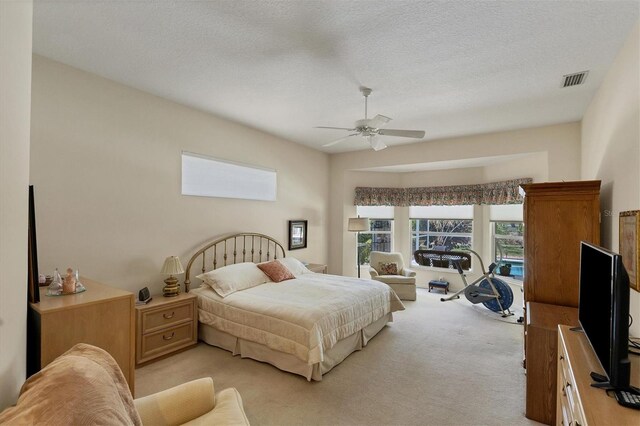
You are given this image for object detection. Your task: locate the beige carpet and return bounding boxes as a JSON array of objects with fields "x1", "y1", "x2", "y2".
[{"x1": 136, "y1": 288, "x2": 539, "y2": 426}]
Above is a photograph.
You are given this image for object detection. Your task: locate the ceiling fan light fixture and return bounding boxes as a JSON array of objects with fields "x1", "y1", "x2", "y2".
[{"x1": 369, "y1": 137, "x2": 387, "y2": 151}]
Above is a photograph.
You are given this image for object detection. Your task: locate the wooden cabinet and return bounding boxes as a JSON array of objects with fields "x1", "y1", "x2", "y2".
[
  {"x1": 135, "y1": 292, "x2": 197, "y2": 366},
  {"x1": 526, "y1": 302, "x2": 578, "y2": 424},
  {"x1": 306, "y1": 263, "x2": 328, "y2": 274},
  {"x1": 520, "y1": 180, "x2": 601, "y2": 307},
  {"x1": 521, "y1": 180, "x2": 600, "y2": 425},
  {"x1": 557, "y1": 325, "x2": 639, "y2": 426},
  {"x1": 28, "y1": 278, "x2": 135, "y2": 394}
]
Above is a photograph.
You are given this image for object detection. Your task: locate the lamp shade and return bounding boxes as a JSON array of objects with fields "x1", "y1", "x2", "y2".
[
  {"x1": 348, "y1": 217, "x2": 369, "y2": 232},
  {"x1": 161, "y1": 256, "x2": 185, "y2": 275}
]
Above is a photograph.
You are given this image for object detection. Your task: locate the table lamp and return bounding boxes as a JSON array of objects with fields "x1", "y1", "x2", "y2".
[
  {"x1": 161, "y1": 256, "x2": 184, "y2": 297},
  {"x1": 348, "y1": 217, "x2": 369, "y2": 278}
]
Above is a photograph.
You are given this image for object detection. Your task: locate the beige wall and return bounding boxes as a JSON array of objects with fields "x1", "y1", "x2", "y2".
[
  {"x1": 581, "y1": 22, "x2": 640, "y2": 337},
  {"x1": 30, "y1": 56, "x2": 330, "y2": 296},
  {"x1": 329, "y1": 123, "x2": 581, "y2": 277},
  {"x1": 0, "y1": 0, "x2": 32, "y2": 408}
]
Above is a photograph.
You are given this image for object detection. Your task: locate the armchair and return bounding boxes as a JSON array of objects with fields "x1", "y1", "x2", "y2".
[
  {"x1": 369, "y1": 251, "x2": 417, "y2": 301},
  {"x1": 0, "y1": 343, "x2": 250, "y2": 426}
]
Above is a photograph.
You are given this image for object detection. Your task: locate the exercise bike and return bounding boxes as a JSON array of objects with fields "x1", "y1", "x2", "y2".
[{"x1": 440, "y1": 249, "x2": 514, "y2": 318}]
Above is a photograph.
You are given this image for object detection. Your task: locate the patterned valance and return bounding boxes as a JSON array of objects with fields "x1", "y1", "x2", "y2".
[{"x1": 354, "y1": 178, "x2": 533, "y2": 206}]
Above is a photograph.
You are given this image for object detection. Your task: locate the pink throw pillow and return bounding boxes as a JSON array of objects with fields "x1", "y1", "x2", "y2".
[{"x1": 258, "y1": 260, "x2": 295, "y2": 283}]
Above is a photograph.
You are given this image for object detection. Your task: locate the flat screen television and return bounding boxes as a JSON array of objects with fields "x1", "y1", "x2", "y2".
[{"x1": 578, "y1": 241, "x2": 631, "y2": 390}]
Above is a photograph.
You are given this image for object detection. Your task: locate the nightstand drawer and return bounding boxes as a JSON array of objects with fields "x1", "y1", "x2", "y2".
[
  {"x1": 139, "y1": 322, "x2": 195, "y2": 363},
  {"x1": 141, "y1": 300, "x2": 194, "y2": 333}
]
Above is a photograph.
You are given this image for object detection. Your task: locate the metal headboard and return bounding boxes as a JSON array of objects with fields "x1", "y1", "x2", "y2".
[{"x1": 184, "y1": 232, "x2": 286, "y2": 292}]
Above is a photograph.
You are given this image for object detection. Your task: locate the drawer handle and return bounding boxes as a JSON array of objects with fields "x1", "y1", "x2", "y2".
[
  {"x1": 163, "y1": 311, "x2": 175, "y2": 319},
  {"x1": 559, "y1": 354, "x2": 564, "y2": 360},
  {"x1": 163, "y1": 332, "x2": 175, "y2": 341}
]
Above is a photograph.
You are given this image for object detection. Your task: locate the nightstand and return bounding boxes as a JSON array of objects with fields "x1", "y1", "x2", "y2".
[
  {"x1": 306, "y1": 263, "x2": 328, "y2": 274},
  {"x1": 135, "y1": 292, "x2": 197, "y2": 366}
]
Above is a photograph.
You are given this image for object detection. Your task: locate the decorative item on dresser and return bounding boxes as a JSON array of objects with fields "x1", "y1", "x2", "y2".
[
  {"x1": 27, "y1": 278, "x2": 135, "y2": 394},
  {"x1": 305, "y1": 263, "x2": 327, "y2": 274},
  {"x1": 557, "y1": 325, "x2": 640, "y2": 425},
  {"x1": 519, "y1": 180, "x2": 601, "y2": 425},
  {"x1": 348, "y1": 216, "x2": 369, "y2": 278},
  {"x1": 161, "y1": 255, "x2": 185, "y2": 297},
  {"x1": 135, "y1": 292, "x2": 197, "y2": 366}
]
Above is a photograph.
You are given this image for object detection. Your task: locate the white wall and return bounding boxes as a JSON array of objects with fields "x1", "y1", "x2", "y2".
[
  {"x1": 0, "y1": 0, "x2": 32, "y2": 408},
  {"x1": 329, "y1": 123, "x2": 581, "y2": 277},
  {"x1": 30, "y1": 56, "x2": 330, "y2": 296},
  {"x1": 581, "y1": 22, "x2": 640, "y2": 337}
]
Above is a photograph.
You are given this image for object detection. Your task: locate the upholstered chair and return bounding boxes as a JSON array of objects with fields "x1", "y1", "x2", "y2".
[
  {"x1": 0, "y1": 343, "x2": 250, "y2": 426},
  {"x1": 369, "y1": 251, "x2": 417, "y2": 301}
]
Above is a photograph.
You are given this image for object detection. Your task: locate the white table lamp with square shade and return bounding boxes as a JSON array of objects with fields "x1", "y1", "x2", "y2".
[
  {"x1": 161, "y1": 256, "x2": 185, "y2": 297},
  {"x1": 348, "y1": 217, "x2": 369, "y2": 278}
]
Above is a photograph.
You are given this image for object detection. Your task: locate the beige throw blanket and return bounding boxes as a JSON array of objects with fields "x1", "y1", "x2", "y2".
[
  {"x1": 0, "y1": 343, "x2": 141, "y2": 426},
  {"x1": 196, "y1": 273, "x2": 405, "y2": 365}
]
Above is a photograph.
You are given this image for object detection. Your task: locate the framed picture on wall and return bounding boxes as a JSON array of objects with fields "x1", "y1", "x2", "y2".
[
  {"x1": 619, "y1": 210, "x2": 639, "y2": 292},
  {"x1": 288, "y1": 220, "x2": 307, "y2": 251}
]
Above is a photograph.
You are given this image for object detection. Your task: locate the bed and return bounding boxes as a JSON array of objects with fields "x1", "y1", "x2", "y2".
[{"x1": 184, "y1": 233, "x2": 404, "y2": 381}]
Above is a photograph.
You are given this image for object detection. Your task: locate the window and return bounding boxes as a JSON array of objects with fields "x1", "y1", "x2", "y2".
[
  {"x1": 492, "y1": 221, "x2": 524, "y2": 279},
  {"x1": 181, "y1": 151, "x2": 277, "y2": 201},
  {"x1": 356, "y1": 206, "x2": 393, "y2": 265},
  {"x1": 411, "y1": 219, "x2": 473, "y2": 252},
  {"x1": 409, "y1": 206, "x2": 473, "y2": 268}
]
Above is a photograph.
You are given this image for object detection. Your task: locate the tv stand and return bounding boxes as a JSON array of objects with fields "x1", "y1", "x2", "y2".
[{"x1": 557, "y1": 325, "x2": 639, "y2": 425}]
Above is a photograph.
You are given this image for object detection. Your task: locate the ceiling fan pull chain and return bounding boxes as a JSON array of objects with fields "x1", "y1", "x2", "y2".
[{"x1": 364, "y1": 94, "x2": 368, "y2": 119}]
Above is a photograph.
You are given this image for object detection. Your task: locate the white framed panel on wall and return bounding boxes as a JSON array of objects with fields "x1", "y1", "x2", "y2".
[
  {"x1": 181, "y1": 151, "x2": 277, "y2": 201},
  {"x1": 356, "y1": 205, "x2": 394, "y2": 218},
  {"x1": 409, "y1": 205, "x2": 473, "y2": 219},
  {"x1": 489, "y1": 204, "x2": 523, "y2": 221}
]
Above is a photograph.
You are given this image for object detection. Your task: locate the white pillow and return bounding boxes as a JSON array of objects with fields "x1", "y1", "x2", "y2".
[
  {"x1": 277, "y1": 257, "x2": 310, "y2": 277},
  {"x1": 196, "y1": 262, "x2": 270, "y2": 297}
]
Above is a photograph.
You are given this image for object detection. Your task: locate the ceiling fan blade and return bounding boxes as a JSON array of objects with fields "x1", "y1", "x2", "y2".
[
  {"x1": 367, "y1": 114, "x2": 392, "y2": 128},
  {"x1": 322, "y1": 133, "x2": 359, "y2": 147},
  {"x1": 378, "y1": 129, "x2": 425, "y2": 138},
  {"x1": 368, "y1": 136, "x2": 387, "y2": 151},
  {"x1": 315, "y1": 126, "x2": 357, "y2": 131}
]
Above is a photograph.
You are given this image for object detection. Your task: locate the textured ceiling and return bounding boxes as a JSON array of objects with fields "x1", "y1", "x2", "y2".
[{"x1": 33, "y1": 1, "x2": 639, "y2": 153}]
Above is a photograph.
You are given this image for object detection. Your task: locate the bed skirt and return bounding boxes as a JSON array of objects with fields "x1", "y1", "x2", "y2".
[{"x1": 198, "y1": 312, "x2": 392, "y2": 381}]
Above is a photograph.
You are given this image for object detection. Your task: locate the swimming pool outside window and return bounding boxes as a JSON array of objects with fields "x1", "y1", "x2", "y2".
[{"x1": 492, "y1": 221, "x2": 524, "y2": 279}]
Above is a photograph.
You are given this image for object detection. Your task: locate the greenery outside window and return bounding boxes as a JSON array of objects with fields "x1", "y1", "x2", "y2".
[
  {"x1": 410, "y1": 218, "x2": 473, "y2": 267},
  {"x1": 410, "y1": 218, "x2": 473, "y2": 251},
  {"x1": 358, "y1": 219, "x2": 393, "y2": 265}
]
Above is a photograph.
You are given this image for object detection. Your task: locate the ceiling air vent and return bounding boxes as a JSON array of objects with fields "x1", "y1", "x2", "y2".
[{"x1": 562, "y1": 71, "x2": 589, "y2": 88}]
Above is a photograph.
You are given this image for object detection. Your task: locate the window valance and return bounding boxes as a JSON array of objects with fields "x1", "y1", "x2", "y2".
[{"x1": 354, "y1": 178, "x2": 533, "y2": 206}]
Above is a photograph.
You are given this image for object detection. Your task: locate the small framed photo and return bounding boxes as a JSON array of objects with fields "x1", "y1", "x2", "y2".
[
  {"x1": 619, "y1": 210, "x2": 639, "y2": 292},
  {"x1": 288, "y1": 220, "x2": 308, "y2": 251}
]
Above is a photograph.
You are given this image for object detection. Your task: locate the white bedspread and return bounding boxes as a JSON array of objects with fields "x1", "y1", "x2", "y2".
[{"x1": 194, "y1": 273, "x2": 404, "y2": 365}]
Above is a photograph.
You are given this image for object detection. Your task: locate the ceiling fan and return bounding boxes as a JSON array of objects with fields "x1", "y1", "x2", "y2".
[{"x1": 316, "y1": 87, "x2": 425, "y2": 151}]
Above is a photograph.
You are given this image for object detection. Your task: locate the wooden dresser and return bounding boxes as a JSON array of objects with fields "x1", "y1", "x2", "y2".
[
  {"x1": 28, "y1": 278, "x2": 135, "y2": 394},
  {"x1": 520, "y1": 180, "x2": 601, "y2": 424},
  {"x1": 135, "y1": 292, "x2": 197, "y2": 366},
  {"x1": 526, "y1": 302, "x2": 579, "y2": 424},
  {"x1": 557, "y1": 325, "x2": 639, "y2": 426}
]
